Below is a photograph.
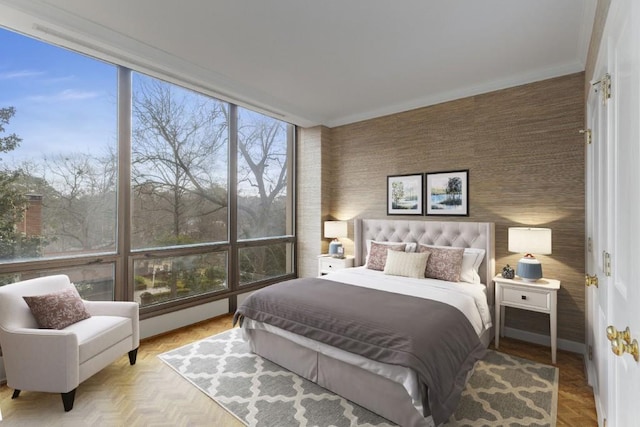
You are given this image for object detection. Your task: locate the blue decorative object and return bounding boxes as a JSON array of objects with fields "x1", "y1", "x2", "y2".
[
  {"x1": 516, "y1": 257, "x2": 543, "y2": 282},
  {"x1": 329, "y1": 241, "x2": 343, "y2": 256}
]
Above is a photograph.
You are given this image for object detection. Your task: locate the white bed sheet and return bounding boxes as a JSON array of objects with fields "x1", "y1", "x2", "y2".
[
  {"x1": 320, "y1": 267, "x2": 492, "y2": 334},
  {"x1": 241, "y1": 267, "x2": 492, "y2": 417}
]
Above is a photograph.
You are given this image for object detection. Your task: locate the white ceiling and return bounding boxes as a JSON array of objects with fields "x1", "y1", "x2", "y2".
[{"x1": 0, "y1": 0, "x2": 596, "y2": 127}]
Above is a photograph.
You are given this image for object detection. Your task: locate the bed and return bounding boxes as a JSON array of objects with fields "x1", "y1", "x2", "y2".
[{"x1": 234, "y1": 219, "x2": 495, "y2": 426}]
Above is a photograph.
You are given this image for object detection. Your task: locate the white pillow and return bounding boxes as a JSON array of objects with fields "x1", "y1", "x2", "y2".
[
  {"x1": 418, "y1": 244, "x2": 485, "y2": 284},
  {"x1": 460, "y1": 248, "x2": 485, "y2": 283},
  {"x1": 383, "y1": 250, "x2": 430, "y2": 279}
]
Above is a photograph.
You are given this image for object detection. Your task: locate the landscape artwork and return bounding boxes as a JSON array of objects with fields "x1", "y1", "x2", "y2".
[
  {"x1": 387, "y1": 174, "x2": 423, "y2": 215},
  {"x1": 426, "y1": 170, "x2": 469, "y2": 216}
]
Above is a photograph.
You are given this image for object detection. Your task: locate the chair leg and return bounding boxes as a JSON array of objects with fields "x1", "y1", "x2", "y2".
[
  {"x1": 128, "y1": 347, "x2": 138, "y2": 365},
  {"x1": 11, "y1": 389, "x2": 20, "y2": 399},
  {"x1": 61, "y1": 389, "x2": 76, "y2": 412}
]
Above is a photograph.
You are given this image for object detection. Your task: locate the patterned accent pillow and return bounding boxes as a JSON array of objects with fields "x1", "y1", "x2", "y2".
[
  {"x1": 366, "y1": 241, "x2": 407, "y2": 271},
  {"x1": 383, "y1": 250, "x2": 430, "y2": 278},
  {"x1": 418, "y1": 245, "x2": 465, "y2": 281},
  {"x1": 23, "y1": 287, "x2": 91, "y2": 329}
]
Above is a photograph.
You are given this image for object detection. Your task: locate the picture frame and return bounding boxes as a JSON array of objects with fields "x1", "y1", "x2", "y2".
[
  {"x1": 425, "y1": 169, "x2": 469, "y2": 216},
  {"x1": 387, "y1": 173, "x2": 424, "y2": 215}
]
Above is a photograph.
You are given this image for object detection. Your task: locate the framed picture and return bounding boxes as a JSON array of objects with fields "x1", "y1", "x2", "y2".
[
  {"x1": 425, "y1": 169, "x2": 469, "y2": 216},
  {"x1": 387, "y1": 173, "x2": 424, "y2": 215}
]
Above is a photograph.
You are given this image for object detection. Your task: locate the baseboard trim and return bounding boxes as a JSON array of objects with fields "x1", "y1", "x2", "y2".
[{"x1": 503, "y1": 326, "x2": 586, "y2": 354}]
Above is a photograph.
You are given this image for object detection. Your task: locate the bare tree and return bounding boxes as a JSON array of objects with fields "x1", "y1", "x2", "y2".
[
  {"x1": 132, "y1": 78, "x2": 228, "y2": 247},
  {"x1": 40, "y1": 151, "x2": 117, "y2": 252},
  {"x1": 237, "y1": 109, "x2": 289, "y2": 239},
  {"x1": 131, "y1": 79, "x2": 291, "y2": 284}
]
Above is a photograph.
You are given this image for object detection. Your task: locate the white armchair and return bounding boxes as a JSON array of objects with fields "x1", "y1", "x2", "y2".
[{"x1": 0, "y1": 274, "x2": 139, "y2": 411}]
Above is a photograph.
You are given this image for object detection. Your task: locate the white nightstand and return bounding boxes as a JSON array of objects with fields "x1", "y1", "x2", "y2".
[
  {"x1": 318, "y1": 255, "x2": 354, "y2": 276},
  {"x1": 493, "y1": 275, "x2": 561, "y2": 363}
]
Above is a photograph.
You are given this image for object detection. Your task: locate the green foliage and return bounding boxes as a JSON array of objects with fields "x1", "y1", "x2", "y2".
[
  {"x1": 204, "y1": 265, "x2": 226, "y2": 283},
  {"x1": 446, "y1": 177, "x2": 463, "y2": 195},
  {"x1": 239, "y1": 244, "x2": 286, "y2": 285},
  {"x1": 0, "y1": 107, "x2": 43, "y2": 259},
  {"x1": 134, "y1": 275, "x2": 147, "y2": 290},
  {"x1": 391, "y1": 181, "x2": 404, "y2": 204},
  {"x1": 0, "y1": 107, "x2": 21, "y2": 153}
]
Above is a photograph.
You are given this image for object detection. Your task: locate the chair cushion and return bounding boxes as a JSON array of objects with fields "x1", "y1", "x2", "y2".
[
  {"x1": 66, "y1": 316, "x2": 133, "y2": 363},
  {"x1": 23, "y1": 287, "x2": 91, "y2": 329}
]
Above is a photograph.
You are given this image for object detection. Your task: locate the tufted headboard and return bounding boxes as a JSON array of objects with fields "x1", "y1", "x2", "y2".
[{"x1": 354, "y1": 219, "x2": 496, "y2": 305}]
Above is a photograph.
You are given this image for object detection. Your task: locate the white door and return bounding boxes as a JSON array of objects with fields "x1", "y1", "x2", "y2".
[
  {"x1": 585, "y1": 68, "x2": 611, "y2": 426},
  {"x1": 606, "y1": 0, "x2": 640, "y2": 425},
  {"x1": 588, "y1": 0, "x2": 640, "y2": 425}
]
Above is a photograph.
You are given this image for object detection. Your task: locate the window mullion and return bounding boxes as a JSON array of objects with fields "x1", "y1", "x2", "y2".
[
  {"x1": 117, "y1": 66, "x2": 132, "y2": 302},
  {"x1": 228, "y1": 104, "x2": 239, "y2": 295}
]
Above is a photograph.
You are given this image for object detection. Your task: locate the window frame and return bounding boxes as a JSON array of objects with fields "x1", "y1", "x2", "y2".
[{"x1": 0, "y1": 31, "x2": 297, "y2": 318}]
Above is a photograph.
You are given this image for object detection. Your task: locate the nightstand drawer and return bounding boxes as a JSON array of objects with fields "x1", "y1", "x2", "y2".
[
  {"x1": 318, "y1": 255, "x2": 354, "y2": 275},
  {"x1": 320, "y1": 258, "x2": 345, "y2": 271},
  {"x1": 502, "y1": 287, "x2": 549, "y2": 310}
]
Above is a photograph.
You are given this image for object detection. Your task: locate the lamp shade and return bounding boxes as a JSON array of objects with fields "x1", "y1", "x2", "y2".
[
  {"x1": 508, "y1": 227, "x2": 552, "y2": 255},
  {"x1": 324, "y1": 221, "x2": 348, "y2": 239}
]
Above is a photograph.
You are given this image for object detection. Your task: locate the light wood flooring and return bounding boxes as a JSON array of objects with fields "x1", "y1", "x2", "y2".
[{"x1": 0, "y1": 314, "x2": 597, "y2": 426}]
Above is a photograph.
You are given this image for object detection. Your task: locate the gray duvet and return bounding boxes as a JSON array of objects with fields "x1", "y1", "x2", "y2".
[{"x1": 233, "y1": 277, "x2": 486, "y2": 425}]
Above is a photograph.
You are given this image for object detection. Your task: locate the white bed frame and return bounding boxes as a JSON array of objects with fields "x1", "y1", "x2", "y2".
[{"x1": 244, "y1": 219, "x2": 495, "y2": 427}]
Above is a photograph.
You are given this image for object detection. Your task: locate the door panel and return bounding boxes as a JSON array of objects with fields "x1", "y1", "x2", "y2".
[
  {"x1": 585, "y1": 73, "x2": 610, "y2": 425},
  {"x1": 608, "y1": 1, "x2": 640, "y2": 425},
  {"x1": 587, "y1": 1, "x2": 640, "y2": 425}
]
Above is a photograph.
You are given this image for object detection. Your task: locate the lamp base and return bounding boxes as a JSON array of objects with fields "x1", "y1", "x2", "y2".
[
  {"x1": 516, "y1": 257, "x2": 543, "y2": 282},
  {"x1": 329, "y1": 241, "x2": 343, "y2": 257}
]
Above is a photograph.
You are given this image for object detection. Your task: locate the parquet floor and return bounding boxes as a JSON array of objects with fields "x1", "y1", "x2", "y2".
[{"x1": 0, "y1": 314, "x2": 597, "y2": 426}]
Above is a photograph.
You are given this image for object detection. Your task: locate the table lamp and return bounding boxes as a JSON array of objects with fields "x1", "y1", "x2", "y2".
[
  {"x1": 508, "y1": 227, "x2": 552, "y2": 282},
  {"x1": 324, "y1": 221, "x2": 348, "y2": 258}
]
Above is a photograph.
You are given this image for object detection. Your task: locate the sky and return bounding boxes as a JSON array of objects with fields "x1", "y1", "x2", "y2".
[
  {"x1": 0, "y1": 25, "x2": 285, "y2": 194},
  {"x1": 0, "y1": 26, "x2": 117, "y2": 163}
]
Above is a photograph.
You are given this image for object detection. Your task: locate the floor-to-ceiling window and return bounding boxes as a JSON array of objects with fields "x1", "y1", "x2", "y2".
[
  {"x1": 0, "y1": 27, "x2": 295, "y2": 314},
  {"x1": 237, "y1": 107, "x2": 294, "y2": 286},
  {"x1": 0, "y1": 28, "x2": 119, "y2": 300}
]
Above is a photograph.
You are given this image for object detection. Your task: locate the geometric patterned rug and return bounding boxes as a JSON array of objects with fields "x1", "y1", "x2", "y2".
[
  {"x1": 453, "y1": 350, "x2": 558, "y2": 426},
  {"x1": 159, "y1": 328, "x2": 558, "y2": 427}
]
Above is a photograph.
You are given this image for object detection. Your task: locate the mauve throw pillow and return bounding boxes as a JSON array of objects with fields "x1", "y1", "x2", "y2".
[
  {"x1": 23, "y1": 287, "x2": 91, "y2": 329},
  {"x1": 366, "y1": 241, "x2": 406, "y2": 271},
  {"x1": 418, "y1": 245, "x2": 465, "y2": 282}
]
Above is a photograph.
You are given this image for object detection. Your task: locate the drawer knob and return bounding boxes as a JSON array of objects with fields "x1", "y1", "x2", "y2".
[{"x1": 521, "y1": 295, "x2": 527, "y2": 300}]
